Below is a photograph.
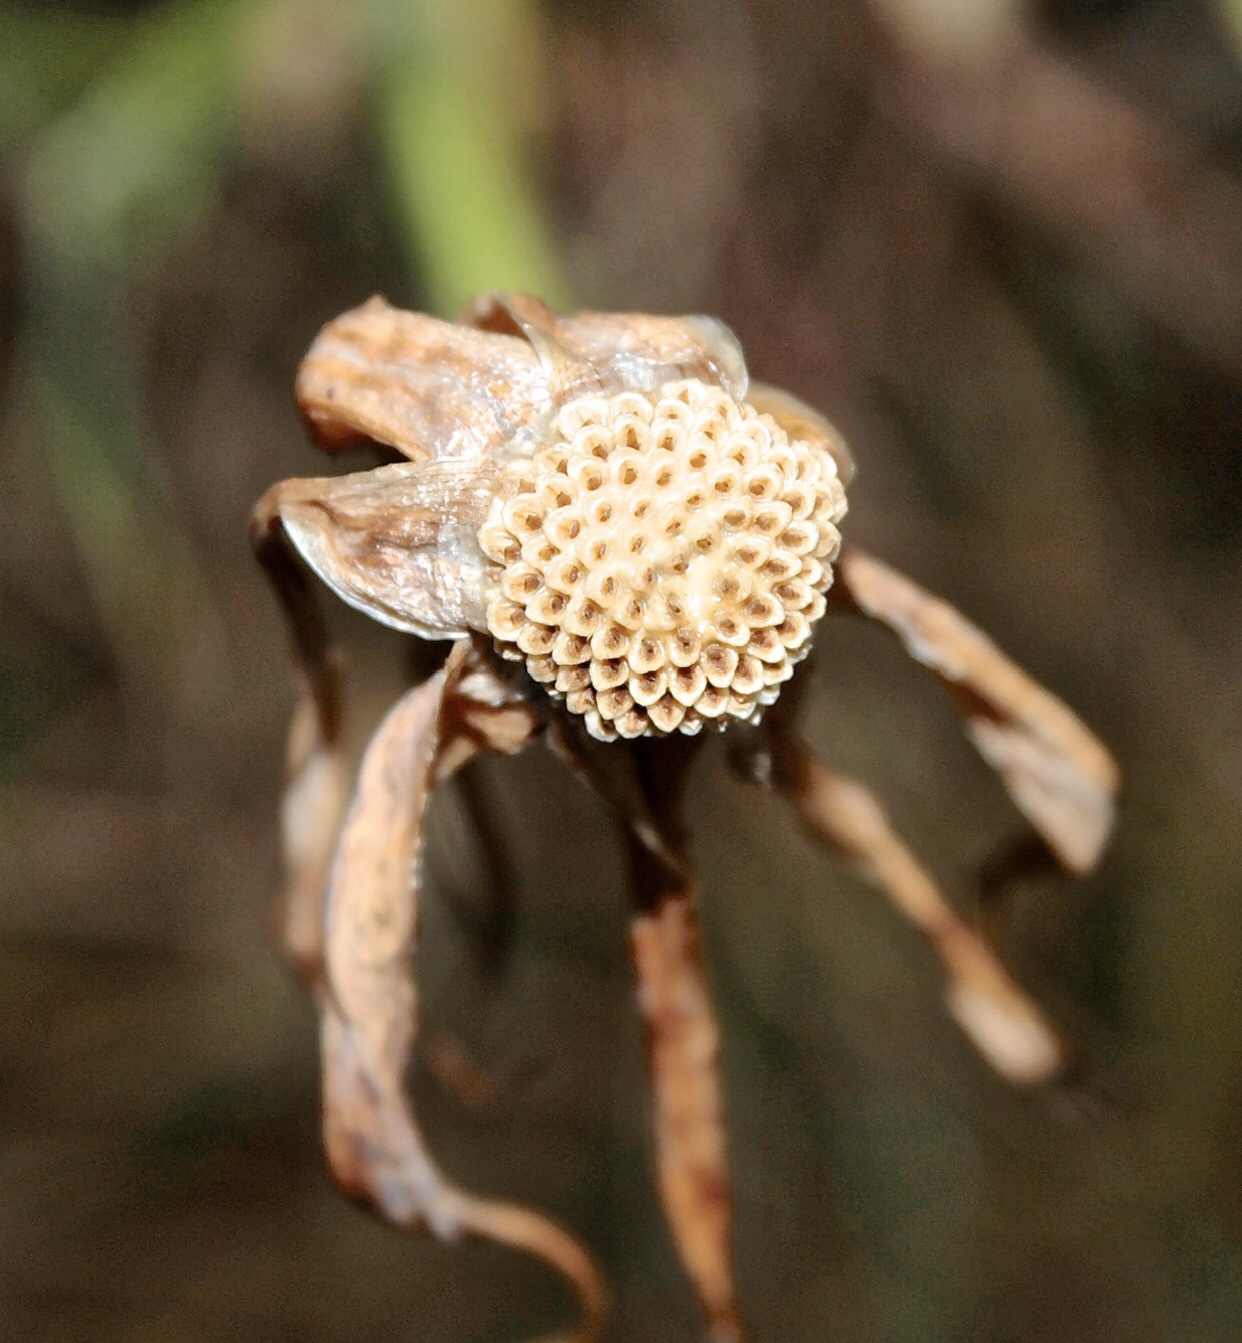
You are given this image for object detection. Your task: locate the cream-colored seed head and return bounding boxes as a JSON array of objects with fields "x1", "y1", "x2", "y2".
[{"x1": 478, "y1": 380, "x2": 847, "y2": 740}]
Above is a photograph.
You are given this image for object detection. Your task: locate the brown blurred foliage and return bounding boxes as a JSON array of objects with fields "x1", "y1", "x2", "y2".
[{"x1": 2, "y1": 1, "x2": 1242, "y2": 1340}]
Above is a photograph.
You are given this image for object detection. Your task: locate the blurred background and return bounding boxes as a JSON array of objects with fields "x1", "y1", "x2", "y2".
[{"x1": 3, "y1": 0, "x2": 1242, "y2": 1339}]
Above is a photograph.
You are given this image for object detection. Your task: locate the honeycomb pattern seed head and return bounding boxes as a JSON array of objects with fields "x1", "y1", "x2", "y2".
[{"x1": 477, "y1": 380, "x2": 847, "y2": 740}]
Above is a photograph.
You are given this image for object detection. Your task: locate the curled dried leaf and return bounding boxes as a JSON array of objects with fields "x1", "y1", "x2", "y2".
[
  {"x1": 763, "y1": 730, "x2": 1064, "y2": 1086},
  {"x1": 296, "y1": 297, "x2": 550, "y2": 459},
  {"x1": 321, "y1": 643, "x2": 603, "y2": 1338},
  {"x1": 835, "y1": 545, "x2": 1119, "y2": 873}
]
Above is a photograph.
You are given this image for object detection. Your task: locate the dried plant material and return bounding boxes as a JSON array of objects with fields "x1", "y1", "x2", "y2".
[
  {"x1": 556, "y1": 729, "x2": 741, "y2": 1340},
  {"x1": 278, "y1": 689, "x2": 350, "y2": 984},
  {"x1": 631, "y1": 891, "x2": 740, "y2": 1343},
  {"x1": 251, "y1": 482, "x2": 349, "y2": 986},
  {"x1": 296, "y1": 292, "x2": 749, "y2": 464},
  {"x1": 295, "y1": 297, "x2": 549, "y2": 460},
  {"x1": 479, "y1": 379, "x2": 846, "y2": 740},
  {"x1": 763, "y1": 731, "x2": 1063, "y2": 1085},
  {"x1": 834, "y1": 545, "x2": 1119, "y2": 873},
  {"x1": 259, "y1": 464, "x2": 498, "y2": 639},
  {"x1": 254, "y1": 292, "x2": 1120, "y2": 1342},
  {"x1": 744, "y1": 381, "x2": 856, "y2": 486},
  {"x1": 320, "y1": 644, "x2": 604, "y2": 1339},
  {"x1": 462, "y1": 291, "x2": 749, "y2": 401},
  {"x1": 286, "y1": 296, "x2": 848, "y2": 742}
]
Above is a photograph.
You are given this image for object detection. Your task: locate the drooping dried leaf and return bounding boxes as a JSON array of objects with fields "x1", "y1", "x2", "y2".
[
  {"x1": 320, "y1": 641, "x2": 603, "y2": 1338},
  {"x1": 762, "y1": 729, "x2": 1064, "y2": 1086},
  {"x1": 835, "y1": 546, "x2": 1119, "y2": 873}
]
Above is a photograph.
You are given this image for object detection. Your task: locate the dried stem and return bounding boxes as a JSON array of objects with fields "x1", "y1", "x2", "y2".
[
  {"x1": 572, "y1": 733, "x2": 743, "y2": 1343},
  {"x1": 629, "y1": 879, "x2": 741, "y2": 1343}
]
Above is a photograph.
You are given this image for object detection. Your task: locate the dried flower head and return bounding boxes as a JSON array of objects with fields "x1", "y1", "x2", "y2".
[
  {"x1": 253, "y1": 292, "x2": 1119, "y2": 1343},
  {"x1": 479, "y1": 380, "x2": 846, "y2": 739},
  {"x1": 277, "y1": 293, "x2": 853, "y2": 742}
]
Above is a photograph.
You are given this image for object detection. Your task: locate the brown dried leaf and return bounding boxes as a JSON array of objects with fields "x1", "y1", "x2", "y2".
[
  {"x1": 835, "y1": 545, "x2": 1119, "y2": 873},
  {"x1": 765, "y1": 730, "x2": 1064, "y2": 1086},
  {"x1": 321, "y1": 642, "x2": 603, "y2": 1338}
]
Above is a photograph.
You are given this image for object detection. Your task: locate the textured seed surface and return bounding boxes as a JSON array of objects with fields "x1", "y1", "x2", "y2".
[{"x1": 478, "y1": 380, "x2": 847, "y2": 739}]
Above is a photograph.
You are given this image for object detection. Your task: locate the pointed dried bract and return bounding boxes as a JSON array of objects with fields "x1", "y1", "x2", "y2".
[
  {"x1": 296, "y1": 297, "x2": 551, "y2": 460},
  {"x1": 253, "y1": 292, "x2": 1120, "y2": 1343}
]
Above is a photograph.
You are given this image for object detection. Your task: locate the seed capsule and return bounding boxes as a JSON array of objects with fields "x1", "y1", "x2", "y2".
[{"x1": 481, "y1": 379, "x2": 847, "y2": 739}]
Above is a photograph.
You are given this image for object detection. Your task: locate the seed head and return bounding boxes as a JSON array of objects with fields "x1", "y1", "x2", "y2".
[{"x1": 478, "y1": 380, "x2": 847, "y2": 740}]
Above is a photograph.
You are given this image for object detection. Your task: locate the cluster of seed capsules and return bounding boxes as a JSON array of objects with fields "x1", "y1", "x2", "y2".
[{"x1": 478, "y1": 379, "x2": 848, "y2": 741}]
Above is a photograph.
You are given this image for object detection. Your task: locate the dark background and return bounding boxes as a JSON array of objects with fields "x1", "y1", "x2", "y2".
[{"x1": 3, "y1": 1, "x2": 1242, "y2": 1339}]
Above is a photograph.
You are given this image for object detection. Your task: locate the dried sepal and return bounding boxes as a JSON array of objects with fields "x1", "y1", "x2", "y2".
[
  {"x1": 270, "y1": 460, "x2": 498, "y2": 639},
  {"x1": 463, "y1": 291, "x2": 749, "y2": 402},
  {"x1": 298, "y1": 292, "x2": 750, "y2": 469},
  {"x1": 834, "y1": 546, "x2": 1120, "y2": 873}
]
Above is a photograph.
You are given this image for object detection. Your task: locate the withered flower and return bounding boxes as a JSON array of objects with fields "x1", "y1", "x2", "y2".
[{"x1": 253, "y1": 294, "x2": 1119, "y2": 1343}]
